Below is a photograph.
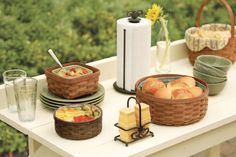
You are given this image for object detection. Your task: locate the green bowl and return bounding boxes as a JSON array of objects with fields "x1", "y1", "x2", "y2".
[
  {"x1": 193, "y1": 69, "x2": 227, "y2": 84},
  {"x1": 208, "y1": 81, "x2": 227, "y2": 96},
  {"x1": 197, "y1": 55, "x2": 232, "y2": 72},
  {"x1": 194, "y1": 61, "x2": 226, "y2": 77}
]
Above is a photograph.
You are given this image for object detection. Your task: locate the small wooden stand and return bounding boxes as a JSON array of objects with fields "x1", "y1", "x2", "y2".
[{"x1": 114, "y1": 97, "x2": 154, "y2": 146}]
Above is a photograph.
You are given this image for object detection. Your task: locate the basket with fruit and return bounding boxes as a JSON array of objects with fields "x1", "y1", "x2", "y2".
[
  {"x1": 54, "y1": 104, "x2": 102, "y2": 140},
  {"x1": 135, "y1": 74, "x2": 209, "y2": 126},
  {"x1": 45, "y1": 62, "x2": 100, "y2": 99}
]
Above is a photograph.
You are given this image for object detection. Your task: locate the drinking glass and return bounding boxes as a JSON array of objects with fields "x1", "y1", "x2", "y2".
[
  {"x1": 14, "y1": 77, "x2": 37, "y2": 122},
  {"x1": 3, "y1": 69, "x2": 27, "y2": 112}
]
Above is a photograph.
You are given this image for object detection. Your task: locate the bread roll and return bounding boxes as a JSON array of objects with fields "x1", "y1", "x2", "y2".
[
  {"x1": 154, "y1": 86, "x2": 171, "y2": 99},
  {"x1": 179, "y1": 77, "x2": 196, "y2": 87},
  {"x1": 188, "y1": 86, "x2": 203, "y2": 97},
  {"x1": 167, "y1": 79, "x2": 189, "y2": 92},
  {"x1": 142, "y1": 77, "x2": 165, "y2": 95},
  {"x1": 172, "y1": 89, "x2": 194, "y2": 99}
]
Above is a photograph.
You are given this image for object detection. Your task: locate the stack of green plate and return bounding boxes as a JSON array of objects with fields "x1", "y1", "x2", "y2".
[{"x1": 40, "y1": 84, "x2": 105, "y2": 109}]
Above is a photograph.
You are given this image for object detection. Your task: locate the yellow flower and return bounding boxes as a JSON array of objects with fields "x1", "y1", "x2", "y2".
[
  {"x1": 146, "y1": 4, "x2": 162, "y2": 25},
  {"x1": 146, "y1": 3, "x2": 169, "y2": 69}
]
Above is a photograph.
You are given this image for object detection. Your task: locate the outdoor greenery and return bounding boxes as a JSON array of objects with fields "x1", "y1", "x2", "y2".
[
  {"x1": 0, "y1": 121, "x2": 27, "y2": 156},
  {"x1": 0, "y1": 0, "x2": 235, "y2": 82},
  {"x1": 0, "y1": 0, "x2": 235, "y2": 155}
]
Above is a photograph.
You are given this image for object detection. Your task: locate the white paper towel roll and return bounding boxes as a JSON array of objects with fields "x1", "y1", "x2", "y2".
[{"x1": 116, "y1": 17, "x2": 151, "y2": 92}]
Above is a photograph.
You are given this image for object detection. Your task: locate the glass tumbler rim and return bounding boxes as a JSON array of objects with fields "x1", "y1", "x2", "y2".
[{"x1": 3, "y1": 69, "x2": 27, "y2": 78}]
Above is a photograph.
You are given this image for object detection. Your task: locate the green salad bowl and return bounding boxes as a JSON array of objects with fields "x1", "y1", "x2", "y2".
[
  {"x1": 197, "y1": 55, "x2": 232, "y2": 72},
  {"x1": 193, "y1": 69, "x2": 227, "y2": 84},
  {"x1": 194, "y1": 61, "x2": 226, "y2": 77},
  {"x1": 208, "y1": 80, "x2": 227, "y2": 96}
]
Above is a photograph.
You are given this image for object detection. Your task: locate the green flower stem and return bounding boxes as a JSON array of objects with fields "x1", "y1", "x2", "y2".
[{"x1": 159, "y1": 17, "x2": 169, "y2": 68}]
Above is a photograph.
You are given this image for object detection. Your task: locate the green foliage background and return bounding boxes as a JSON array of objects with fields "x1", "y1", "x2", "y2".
[
  {"x1": 0, "y1": 0, "x2": 235, "y2": 82},
  {"x1": 0, "y1": 0, "x2": 235, "y2": 154},
  {"x1": 0, "y1": 122, "x2": 27, "y2": 154}
]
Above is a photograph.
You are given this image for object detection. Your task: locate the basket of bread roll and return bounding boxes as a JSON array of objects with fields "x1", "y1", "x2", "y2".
[
  {"x1": 135, "y1": 74, "x2": 209, "y2": 126},
  {"x1": 45, "y1": 62, "x2": 100, "y2": 99},
  {"x1": 185, "y1": 0, "x2": 236, "y2": 65}
]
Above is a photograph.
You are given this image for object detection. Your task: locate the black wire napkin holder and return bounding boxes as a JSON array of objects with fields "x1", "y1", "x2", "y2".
[{"x1": 114, "y1": 96, "x2": 154, "y2": 146}]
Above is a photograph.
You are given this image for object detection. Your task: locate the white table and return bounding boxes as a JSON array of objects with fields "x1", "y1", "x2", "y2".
[{"x1": 1, "y1": 40, "x2": 236, "y2": 157}]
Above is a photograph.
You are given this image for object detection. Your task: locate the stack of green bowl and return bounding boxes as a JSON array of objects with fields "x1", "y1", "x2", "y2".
[{"x1": 193, "y1": 55, "x2": 232, "y2": 95}]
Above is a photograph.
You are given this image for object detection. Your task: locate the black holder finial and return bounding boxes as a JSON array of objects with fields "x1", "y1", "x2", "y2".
[{"x1": 127, "y1": 10, "x2": 143, "y2": 23}]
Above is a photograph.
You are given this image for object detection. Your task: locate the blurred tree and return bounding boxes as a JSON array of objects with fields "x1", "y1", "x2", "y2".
[
  {"x1": 0, "y1": 0, "x2": 235, "y2": 82},
  {"x1": 0, "y1": 121, "x2": 27, "y2": 157}
]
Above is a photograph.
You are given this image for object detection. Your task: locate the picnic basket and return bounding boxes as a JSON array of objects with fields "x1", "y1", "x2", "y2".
[
  {"x1": 54, "y1": 104, "x2": 103, "y2": 140},
  {"x1": 185, "y1": 0, "x2": 236, "y2": 65},
  {"x1": 135, "y1": 74, "x2": 209, "y2": 126},
  {"x1": 45, "y1": 62, "x2": 100, "y2": 99}
]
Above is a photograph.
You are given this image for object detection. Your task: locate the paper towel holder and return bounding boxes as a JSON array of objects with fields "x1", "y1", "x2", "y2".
[
  {"x1": 127, "y1": 10, "x2": 143, "y2": 23},
  {"x1": 114, "y1": 12, "x2": 149, "y2": 95},
  {"x1": 113, "y1": 82, "x2": 136, "y2": 94}
]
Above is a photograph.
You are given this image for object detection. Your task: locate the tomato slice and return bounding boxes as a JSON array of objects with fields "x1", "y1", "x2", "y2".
[
  {"x1": 69, "y1": 68, "x2": 76, "y2": 73},
  {"x1": 82, "y1": 69, "x2": 88, "y2": 74},
  {"x1": 73, "y1": 116, "x2": 95, "y2": 122}
]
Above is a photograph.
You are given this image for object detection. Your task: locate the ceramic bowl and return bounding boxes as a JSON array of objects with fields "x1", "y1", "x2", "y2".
[
  {"x1": 194, "y1": 61, "x2": 226, "y2": 77},
  {"x1": 193, "y1": 69, "x2": 227, "y2": 84},
  {"x1": 197, "y1": 55, "x2": 232, "y2": 72},
  {"x1": 208, "y1": 80, "x2": 227, "y2": 96}
]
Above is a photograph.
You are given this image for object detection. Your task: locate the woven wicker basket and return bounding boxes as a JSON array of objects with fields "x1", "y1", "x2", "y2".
[
  {"x1": 135, "y1": 74, "x2": 209, "y2": 126},
  {"x1": 45, "y1": 62, "x2": 100, "y2": 99},
  {"x1": 54, "y1": 105, "x2": 102, "y2": 140},
  {"x1": 186, "y1": 0, "x2": 236, "y2": 65}
]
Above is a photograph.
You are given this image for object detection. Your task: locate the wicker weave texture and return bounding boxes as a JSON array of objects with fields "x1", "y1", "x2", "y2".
[
  {"x1": 188, "y1": 38, "x2": 236, "y2": 65},
  {"x1": 135, "y1": 74, "x2": 209, "y2": 126},
  {"x1": 45, "y1": 62, "x2": 100, "y2": 99},
  {"x1": 54, "y1": 107, "x2": 102, "y2": 140},
  {"x1": 188, "y1": 0, "x2": 236, "y2": 65}
]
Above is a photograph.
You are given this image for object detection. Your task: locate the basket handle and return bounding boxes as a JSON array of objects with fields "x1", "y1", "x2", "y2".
[{"x1": 196, "y1": 0, "x2": 235, "y2": 37}]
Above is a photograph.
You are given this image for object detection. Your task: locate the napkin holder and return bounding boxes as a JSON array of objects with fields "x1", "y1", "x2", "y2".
[{"x1": 114, "y1": 97, "x2": 154, "y2": 146}]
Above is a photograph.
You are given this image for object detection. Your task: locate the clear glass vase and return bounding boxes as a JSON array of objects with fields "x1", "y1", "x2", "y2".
[{"x1": 155, "y1": 20, "x2": 171, "y2": 73}]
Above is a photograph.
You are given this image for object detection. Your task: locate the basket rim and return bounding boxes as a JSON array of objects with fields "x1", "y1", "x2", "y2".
[
  {"x1": 135, "y1": 74, "x2": 209, "y2": 103},
  {"x1": 45, "y1": 62, "x2": 100, "y2": 84},
  {"x1": 185, "y1": 24, "x2": 234, "y2": 52},
  {"x1": 54, "y1": 104, "x2": 103, "y2": 124},
  {"x1": 51, "y1": 64, "x2": 93, "y2": 78}
]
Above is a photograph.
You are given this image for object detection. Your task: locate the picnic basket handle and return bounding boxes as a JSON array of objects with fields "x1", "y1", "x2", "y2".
[{"x1": 196, "y1": 0, "x2": 235, "y2": 37}]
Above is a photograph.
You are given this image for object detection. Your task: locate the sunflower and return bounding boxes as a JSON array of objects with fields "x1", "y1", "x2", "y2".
[
  {"x1": 146, "y1": 4, "x2": 163, "y2": 25},
  {"x1": 146, "y1": 3, "x2": 169, "y2": 69}
]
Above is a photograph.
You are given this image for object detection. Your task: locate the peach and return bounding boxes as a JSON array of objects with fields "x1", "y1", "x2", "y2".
[{"x1": 142, "y1": 77, "x2": 165, "y2": 95}]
